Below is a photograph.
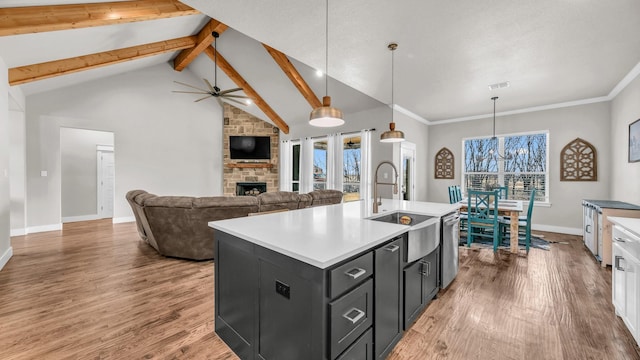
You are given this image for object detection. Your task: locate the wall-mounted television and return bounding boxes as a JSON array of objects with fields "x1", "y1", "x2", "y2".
[{"x1": 229, "y1": 136, "x2": 271, "y2": 160}]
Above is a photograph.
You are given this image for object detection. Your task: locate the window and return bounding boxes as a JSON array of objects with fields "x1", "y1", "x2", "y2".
[
  {"x1": 291, "y1": 141, "x2": 300, "y2": 192},
  {"x1": 313, "y1": 139, "x2": 327, "y2": 190},
  {"x1": 343, "y1": 136, "x2": 361, "y2": 202},
  {"x1": 463, "y1": 132, "x2": 548, "y2": 202}
]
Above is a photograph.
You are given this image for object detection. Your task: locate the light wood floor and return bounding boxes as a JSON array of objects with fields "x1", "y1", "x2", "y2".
[{"x1": 1, "y1": 220, "x2": 639, "y2": 359}]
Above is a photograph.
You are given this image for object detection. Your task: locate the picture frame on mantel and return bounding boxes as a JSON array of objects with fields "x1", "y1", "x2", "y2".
[{"x1": 630, "y1": 119, "x2": 640, "y2": 163}]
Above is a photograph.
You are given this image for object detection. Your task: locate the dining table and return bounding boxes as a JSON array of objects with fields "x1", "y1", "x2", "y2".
[{"x1": 458, "y1": 198, "x2": 524, "y2": 254}]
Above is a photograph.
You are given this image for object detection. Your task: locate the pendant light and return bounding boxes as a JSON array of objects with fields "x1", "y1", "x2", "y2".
[
  {"x1": 309, "y1": 0, "x2": 344, "y2": 127},
  {"x1": 489, "y1": 96, "x2": 507, "y2": 159},
  {"x1": 380, "y1": 43, "x2": 405, "y2": 143}
]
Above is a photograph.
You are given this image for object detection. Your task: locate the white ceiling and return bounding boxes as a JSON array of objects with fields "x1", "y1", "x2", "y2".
[{"x1": 2, "y1": 0, "x2": 640, "y2": 126}]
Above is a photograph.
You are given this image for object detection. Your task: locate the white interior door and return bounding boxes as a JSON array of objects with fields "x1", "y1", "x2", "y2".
[
  {"x1": 393, "y1": 142, "x2": 416, "y2": 200},
  {"x1": 97, "y1": 148, "x2": 114, "y2": 219}
]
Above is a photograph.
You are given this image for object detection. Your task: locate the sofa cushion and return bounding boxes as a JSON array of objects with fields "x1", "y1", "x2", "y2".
[
  {"x1": 298, "y1": 193, "x2": 313, "y2": 209},
  {"x1": 144, "y1": 196, "x2": 193, "y2": 208},
  {"x1": 309, "y1": 190, "x2": 344, "y2": 206},
  {"x1": 257, "y1": 191, "x2": 301, "y2": 212}
]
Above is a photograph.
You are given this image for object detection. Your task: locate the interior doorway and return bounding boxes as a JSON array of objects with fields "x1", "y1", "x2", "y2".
[
  {"x1": 97, "y1": 146, "x2": 114, "y2": 219},
  {"x1": 394, "y1": 141, "x2": 416, "y2": 201},
  {"x1": 60, "y1": 128, "x2": 115, "y2": 223}
]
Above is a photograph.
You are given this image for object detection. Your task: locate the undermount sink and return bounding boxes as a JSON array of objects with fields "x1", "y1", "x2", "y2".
[
  {"x1": 369, "y1": 211, "x2": 441, "y2": 263},
  {"x1": 369, "y1": 211, "x2": 433, "y2": 226}
]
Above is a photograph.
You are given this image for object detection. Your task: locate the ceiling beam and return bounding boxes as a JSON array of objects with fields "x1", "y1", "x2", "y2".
[
  {"x1": 205, "y1": 46, "x2": 290, "y2": 134},
  {"x1": 173, "y1": 19, "x2": 228, "y2": 72},
  {"x1": 9, "y1": 36, "x2": 197, "y2": 86},
  {"x1": 263, "y1": 43, "x2": 322, "y2": 109},
  {"x1": 0, "y1": 0, "x2": 199, "y2": 36}
]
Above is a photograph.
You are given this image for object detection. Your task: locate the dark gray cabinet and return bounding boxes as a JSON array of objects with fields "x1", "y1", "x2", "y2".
[
  {"x1": 214, "y1": 229, "x2": 431, "y2": 360},
  {"x1": 403, "y1": 247, "x2": 439, "y2": 329},
  {"x1": 337, "y1": 328, "x2": 374, "y2": 360},
  {"x1": 374, "y1": 237, "x2": 403, "y2": 359}
]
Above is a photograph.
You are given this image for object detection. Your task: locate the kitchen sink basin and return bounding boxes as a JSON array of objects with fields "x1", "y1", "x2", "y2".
[
  {"x1": 369, "y1": 211, "x2": 441, "y2": 263},
  {"x1": 369, "y1": 211, "x2": 433, "y2": 226}
]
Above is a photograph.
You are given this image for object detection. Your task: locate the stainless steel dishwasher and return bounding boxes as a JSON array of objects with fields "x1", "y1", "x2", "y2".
[{"x1": 440, "y1": 212, "x2": 460, "y2": 289}]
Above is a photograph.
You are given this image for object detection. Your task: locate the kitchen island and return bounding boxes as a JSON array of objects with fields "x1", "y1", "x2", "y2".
[{"x1": 209, "y1": 199, "x2": 459, "y2": 360}]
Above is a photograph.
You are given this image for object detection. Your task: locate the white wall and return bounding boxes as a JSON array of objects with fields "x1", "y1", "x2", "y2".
[
  {"x1": 25, "y1": 63, "x2": 224, "y2": 229},
  {"x1": 611, "y1": 74, "x2": 640, "y2": 204},
  {"x1": 9, "y1": 109, "x2": 26, "y2": 235},
  {"x1": 60, "y1": 127, "x2": 114, "y2": 220},
  {"x1": 0, "y1": 57, "x2": 12, "y2": 270},
  {"x1": 428, "y1": 102, "x2": 611, "y2": 234}
]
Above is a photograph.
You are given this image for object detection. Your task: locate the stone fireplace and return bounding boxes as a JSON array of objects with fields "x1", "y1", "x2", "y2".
[
  {"x1": 223, "y1": 104, "x2": 279, "y2": 196},
  {"x1": 236, "y1": 182, "x2": 267, "y2": 196}
]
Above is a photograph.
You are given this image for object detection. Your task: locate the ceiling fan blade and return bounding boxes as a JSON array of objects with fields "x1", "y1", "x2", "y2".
[
  {"x1": 172, "y1": 90, "x2": 211, "y2": 94},
  {"x1": 174, "y1": 81, "x2": 209, "y2": 92},
  {"x1": 219, "y1": 87, "x2": 243, "y2": 95},
  {"x1": 223, "y1": 97, "x2": 248, "y2": 106},
  {"x1": 203, "y1": 79, "x2": 215, "y2": 92},
  {"x1": 222, "y1": 94, "x2": 251, "y2": 99},
  {"x1": 194, "y1": 95, "x2": 214, "y2": 102}
]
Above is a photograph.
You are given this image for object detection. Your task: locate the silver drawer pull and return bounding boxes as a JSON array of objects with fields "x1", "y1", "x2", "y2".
[
  {"x1": 342, "y1": 307, "x2": 365, "y2": 324},
  {"x1": 384, "y1": 245, "x2": 400, "y2": 253},
  {"x1": 614, "y1": 236, "x2": 626, "y2": 243},
  {"x1": 344, "y1": 267, "x2": 366, "y2": 280}
]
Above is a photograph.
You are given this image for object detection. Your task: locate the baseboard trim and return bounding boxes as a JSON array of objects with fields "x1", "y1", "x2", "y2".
[
  {"x1": 532, "y1": 224, "x2": 582, "y2": 236},
  {"x1": 0, "y1": 246, "x2": 14, "y2": 271},
  {"x1": 113, "y1": 216, "x2": 135, "y2": 224},
  {"x1": 62, "y1": 214, "x2": 100, "y2": 223},
  {"x1": 10, "y1": 228, "x2": 26, "y2": 237},
  {"x1": 26, "y1": 223, "x2": 63, "y2": 234}
]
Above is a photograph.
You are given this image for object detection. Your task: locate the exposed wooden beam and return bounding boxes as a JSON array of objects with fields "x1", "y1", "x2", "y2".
[
  {"x1": 204, "y1": 46, "x2": 290, "y2": 134},
  {"x1": 173, "y1": 19, "x2": 228, "y2": 72},
  {"x1": 9, "y1": 36, "x2": 197, "y2": 86},
  {"x1": 263, "y1": 43, "x2": 322, "y2": 109},
  {"x1": 0, "y1": 0, "x2": 199, "y2": 36}
]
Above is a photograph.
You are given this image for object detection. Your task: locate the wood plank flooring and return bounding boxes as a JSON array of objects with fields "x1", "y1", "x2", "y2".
[{"x1": 1, "y1": 220, "x2": 639, "y2": 359}]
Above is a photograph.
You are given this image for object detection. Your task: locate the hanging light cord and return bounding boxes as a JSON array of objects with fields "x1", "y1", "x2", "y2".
[
  {"x1": 325, "y1": 0, "x2": 329, "y2": 97},
  {"x1": 492, "y1": 96, "x2": 497, "y2": 138},
  {"x1": 391, "y1": 45, "x2": 395, "y2": 123}
]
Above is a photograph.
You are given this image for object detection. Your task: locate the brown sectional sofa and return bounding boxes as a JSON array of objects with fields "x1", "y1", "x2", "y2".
[{"x1": 127, "y1": 189, "x2": 343, "y2": 260}]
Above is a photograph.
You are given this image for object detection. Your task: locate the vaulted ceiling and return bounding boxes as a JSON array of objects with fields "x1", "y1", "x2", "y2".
[{"x1": 2, "y1": 0, "x2": 640, "y2": 131}]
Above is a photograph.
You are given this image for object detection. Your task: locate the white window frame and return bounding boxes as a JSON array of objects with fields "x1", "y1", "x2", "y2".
[{"x1": 461, "y1": 130, "x2": 550, "y2": 204}]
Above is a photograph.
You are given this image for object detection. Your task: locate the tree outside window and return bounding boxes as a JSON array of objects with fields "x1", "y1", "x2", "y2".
[{"x1": 463, "y1": 132, "x2": 548, "y2": 202}]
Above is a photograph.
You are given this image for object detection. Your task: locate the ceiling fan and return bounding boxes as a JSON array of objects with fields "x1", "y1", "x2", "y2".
[
  {"x1": 346, "y1": 138, "x2": 355, "y2": 148},
  {"x1": 173, "y1": 31, "x2": 251, "y2": 106}
]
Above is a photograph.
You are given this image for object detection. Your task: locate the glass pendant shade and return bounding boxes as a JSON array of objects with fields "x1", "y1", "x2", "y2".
[
  {"x1": 309, "y1": 96, "x2": 344, "y2": 127},
  {"x1": 380, "y1": 121, "x2": 405, "y2": 142}
]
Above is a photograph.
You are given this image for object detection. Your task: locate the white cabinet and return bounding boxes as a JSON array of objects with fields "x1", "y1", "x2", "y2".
[{"x1": 612, "y1": 225, "x2": 640, "y2": 345}]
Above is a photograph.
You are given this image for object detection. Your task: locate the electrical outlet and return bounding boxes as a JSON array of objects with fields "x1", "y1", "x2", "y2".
[{"x1": 275, "y1": 280, "x2": 290, "y2": 299}]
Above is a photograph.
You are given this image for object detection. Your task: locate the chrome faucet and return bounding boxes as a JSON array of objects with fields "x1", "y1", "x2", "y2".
[{"x1": 373, "y1": 161, "x2": 399, "y2": 213}]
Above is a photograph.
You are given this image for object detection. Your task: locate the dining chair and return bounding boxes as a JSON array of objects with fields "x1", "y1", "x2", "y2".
[
  {"x1": 466, "y1": 190, "x2": 500, "y2": 252},
  {"x1": 448, "y1": 186, "x2": 457, "y2": 204},
  {"x1": 500, "y1": 189, "x2": 536, "y2": 253},
  {"x1": 454, "y1": 185, "x2": 463, "y2": 202},
  {"x1": 496, "y1": 186, "x2": 508, "y2": 199}
]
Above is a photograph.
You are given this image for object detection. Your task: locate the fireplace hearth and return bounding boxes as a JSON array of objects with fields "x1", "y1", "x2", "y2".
[{"x1": 236, "y1": 182, "x2": 267, "y2": 196}]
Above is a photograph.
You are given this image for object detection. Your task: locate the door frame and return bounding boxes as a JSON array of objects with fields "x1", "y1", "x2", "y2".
[{"x1": 393, "y1": 141, "x2": 417, "y2": 201}]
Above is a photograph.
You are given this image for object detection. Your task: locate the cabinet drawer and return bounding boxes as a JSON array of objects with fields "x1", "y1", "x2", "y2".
[
  {"x1": 329, "y1": 279, "x2": 373, "y2": 359},
  {"x1": 330, "y1": 252, "x2": 374, "y2": 298},
  {"x1": 336, "y1": 327, "x2": 373, "y2": 360}
]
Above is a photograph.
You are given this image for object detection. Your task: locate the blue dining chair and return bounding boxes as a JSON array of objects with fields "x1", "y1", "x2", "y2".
[
  {"x1": 496, "y1": 185, "x2": 508, "y2": 199},
  {"x1": 466, "y1": 190, "x2": 500, "y2": 252},
  {"x1": 500, "y1": 189, "x2": 536, "y2": 253}
]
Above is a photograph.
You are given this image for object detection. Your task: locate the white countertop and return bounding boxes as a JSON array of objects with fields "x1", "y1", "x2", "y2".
[
  {"x1": 609, "y1": 217, "x2": 640, "y2": 238},
  {"x1": 209, "y1": 198, "x2": 460, "y2": 269}
]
